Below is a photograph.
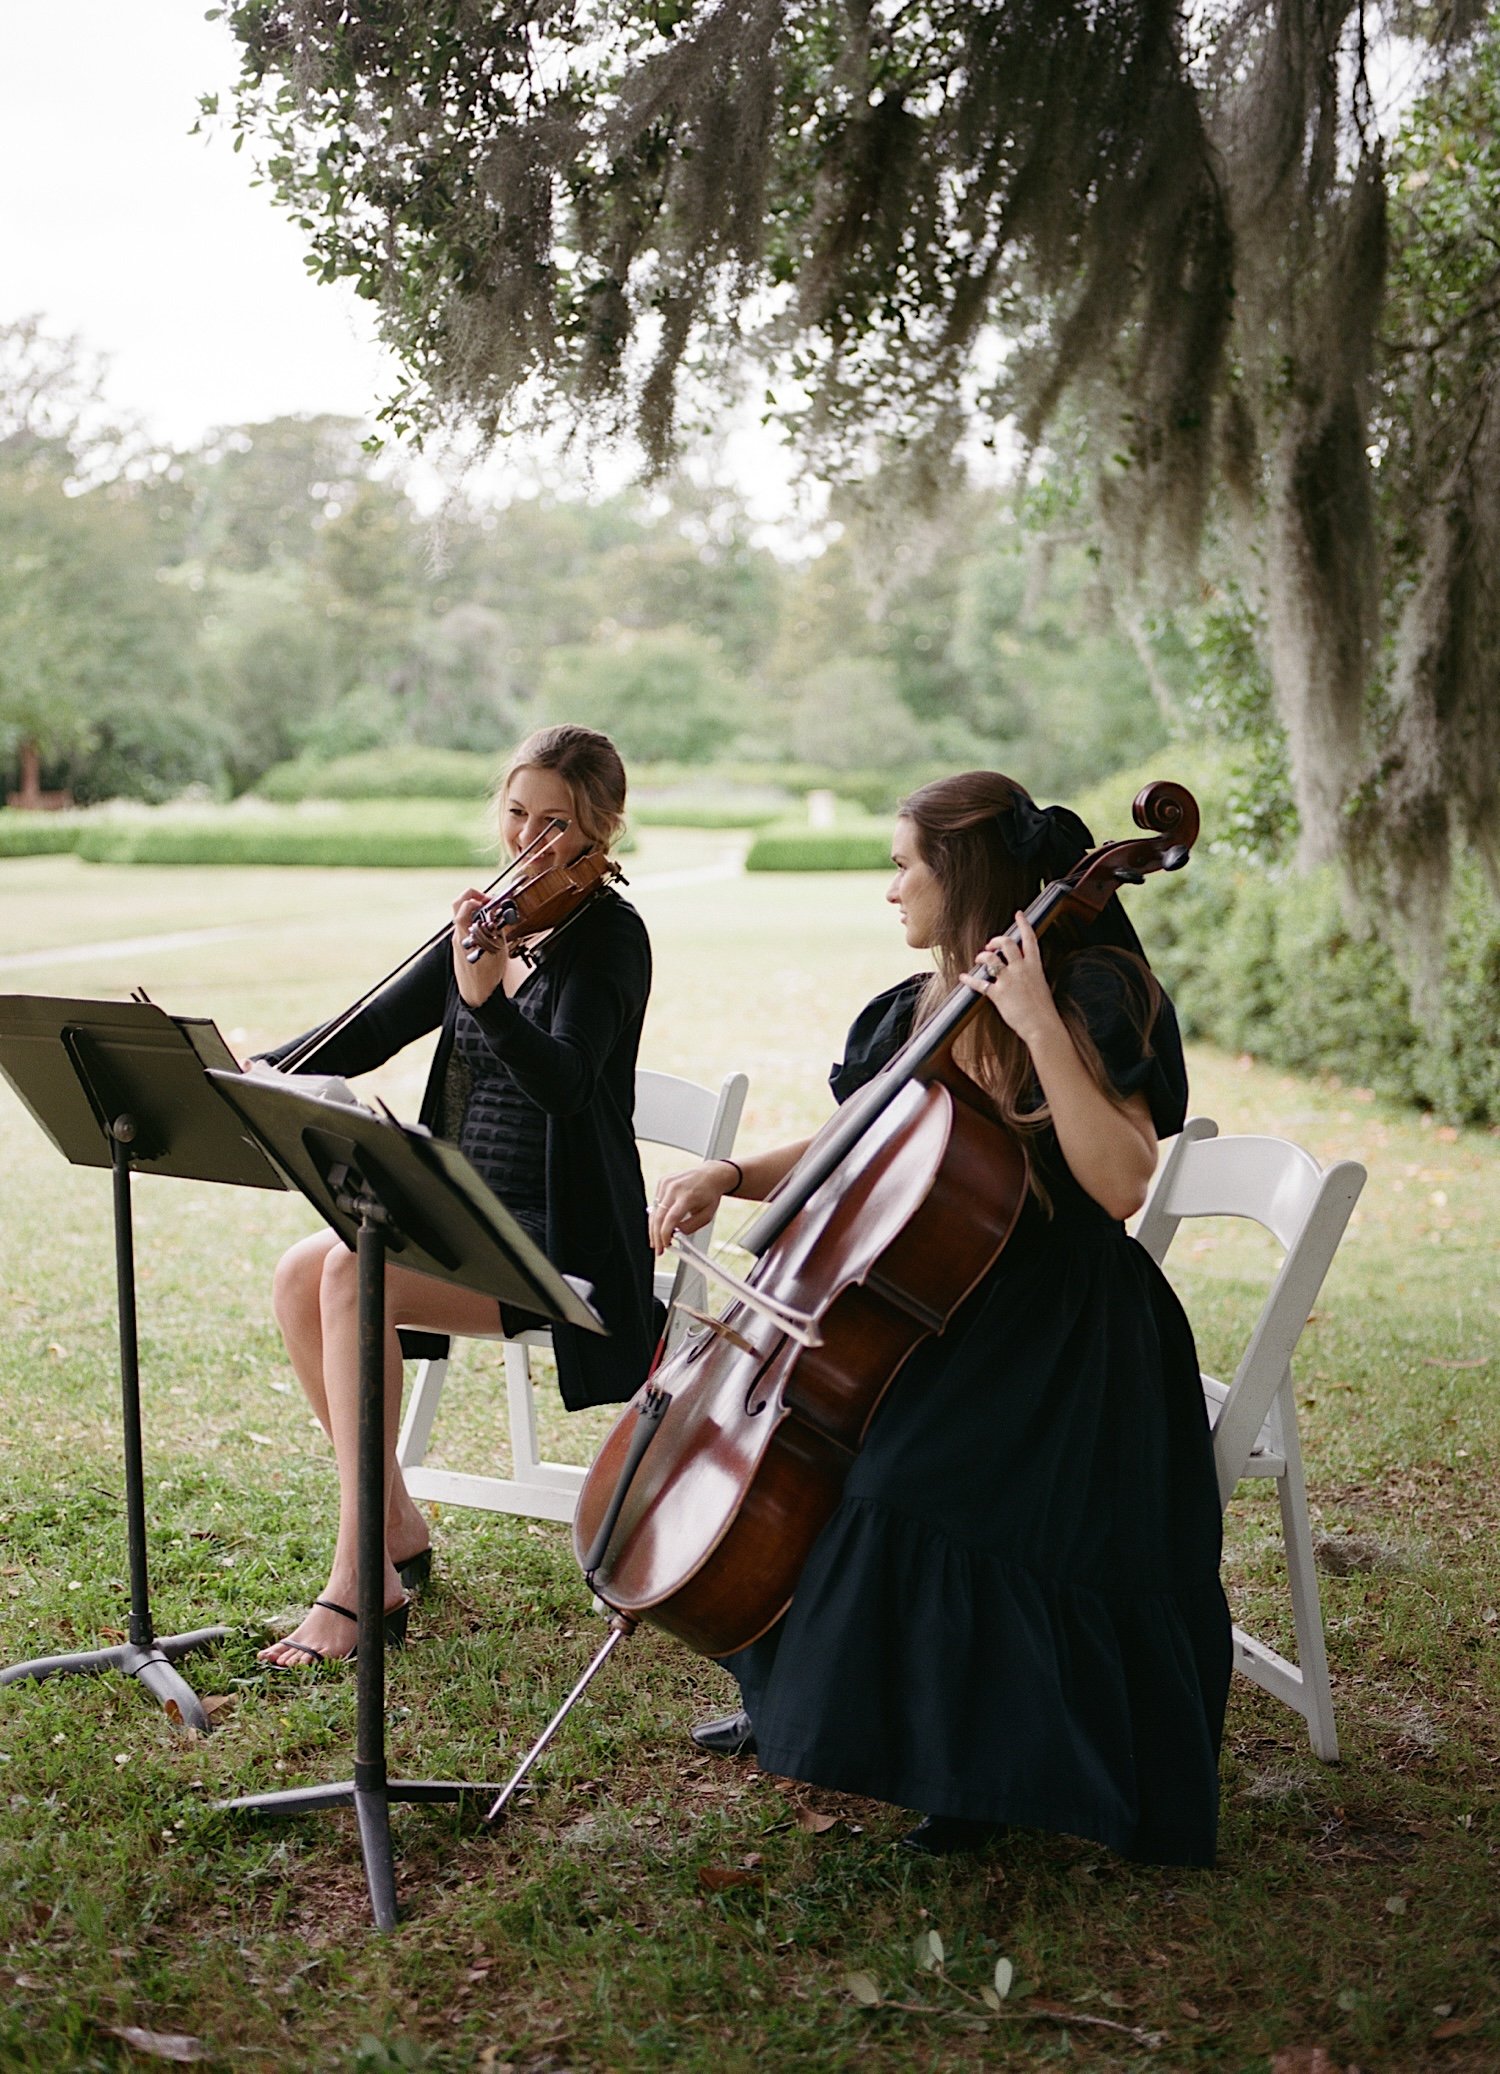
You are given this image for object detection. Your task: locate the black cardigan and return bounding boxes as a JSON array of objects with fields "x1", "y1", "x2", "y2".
[{"x1": 264, "y1": 891, "x2": 656, "y2": 1411}]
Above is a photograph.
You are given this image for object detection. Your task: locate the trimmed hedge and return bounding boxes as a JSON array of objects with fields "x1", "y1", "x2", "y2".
[
  {"x1": 255, "y1": 748, "x2": 958, "y2": 815},
  {"x1": 631, "y1": 797, "x2": 787, "y2": 829},
  {"x1": 256, "y1": 747, "x2": 499, "y2": 802},
  {"x1": 73, "y1": 821, "x2": 494, "y2": 869},
  {"x1": 745, "y1": 823, "x2": 893, "y2": 872},
  {"x1": 0, "y1": 815, "x2": 88, "y2": 857}
]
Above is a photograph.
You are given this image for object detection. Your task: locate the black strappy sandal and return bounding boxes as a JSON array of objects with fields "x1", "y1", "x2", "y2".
[{"x1": 312, "y1": 1596, "x2": 410, "y2": 1658}]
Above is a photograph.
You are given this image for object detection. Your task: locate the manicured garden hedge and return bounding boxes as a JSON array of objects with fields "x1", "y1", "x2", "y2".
[
  {"x1": 744, "y1": 823, "x2": 893, "y2": 871},
  {"x1": 254, "y1": 747, "x2": 956, "y2": 816},
  {"x1": 631, "y1": 798, "x2": 786, "y2": 829},
  {"x1": 72, "y1": 819, "x2": 494, "y2": 869},
  {"x1": 256, "y1": 747, "x2": 498, "y2": 802},
  {"x1": 0, "y1": 815, "x2": 88, "y2": 857}
]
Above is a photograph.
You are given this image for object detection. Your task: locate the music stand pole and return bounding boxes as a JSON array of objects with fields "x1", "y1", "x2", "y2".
[
  {"x1": 216, "y1": 1170, "x2": 502, "y2": 1931},
  {"x1": 0, "y1": 1097, "x2": 226, "y2": 1730}
]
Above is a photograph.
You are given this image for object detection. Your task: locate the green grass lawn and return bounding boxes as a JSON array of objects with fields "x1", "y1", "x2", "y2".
[{"x1": 0, "y1": 836, "x2": 1496, "y2": 2073}]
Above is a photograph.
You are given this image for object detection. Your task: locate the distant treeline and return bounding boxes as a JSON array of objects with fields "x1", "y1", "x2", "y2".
[{"x1": 0, "y1": 402, "x2": 1171, "y2": 808}]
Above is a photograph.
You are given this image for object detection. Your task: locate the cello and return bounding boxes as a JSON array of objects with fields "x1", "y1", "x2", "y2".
[{"x1": 483, "y1": 780, "x2": 1199, "y2": 1819}]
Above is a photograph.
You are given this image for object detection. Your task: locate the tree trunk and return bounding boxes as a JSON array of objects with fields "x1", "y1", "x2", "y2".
[{"x1": 11, "y1": 740, "x2": 44, "y2": 811}]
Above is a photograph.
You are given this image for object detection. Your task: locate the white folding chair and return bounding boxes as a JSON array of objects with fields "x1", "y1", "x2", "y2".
[
  {"x1": 1135, "y1": 1116, "x2": 1366, "y2": 1760},
  {"x1": 395, "y1": 1067, "x2": 748, "y2": 1523}
]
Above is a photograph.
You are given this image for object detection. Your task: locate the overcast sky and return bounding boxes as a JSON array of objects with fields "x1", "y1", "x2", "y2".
[
  {"x1": 0, "y1": 6, "x2": 836, "y2": 537},
  {"x1": 0, "y1": 1, "x2": 403, "y2": 446}
]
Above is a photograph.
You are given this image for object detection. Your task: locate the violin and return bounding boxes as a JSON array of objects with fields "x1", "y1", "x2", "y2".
[
  {"x1": 572, "y1": 782, "x2": 1200, "y2": 1660},
  {"x1": 462, "y1": 847, "x2": 624, "y2": 967},
  {"x1": 274, "y1": 820, "x2": 624, "y2": 1076}
]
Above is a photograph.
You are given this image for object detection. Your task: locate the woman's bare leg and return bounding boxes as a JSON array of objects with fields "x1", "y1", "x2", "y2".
[{"x1": 260, "y1": 1246, "x2": 507, "y2": 1666}]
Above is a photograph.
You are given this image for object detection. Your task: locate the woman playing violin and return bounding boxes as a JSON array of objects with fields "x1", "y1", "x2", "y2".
[
  {"x1": 650, "y1": 771, "x2": 1231, "y2": 1862},
  {"x1": 259, "y1": 725, "x2": 655, "y2": 1669}
]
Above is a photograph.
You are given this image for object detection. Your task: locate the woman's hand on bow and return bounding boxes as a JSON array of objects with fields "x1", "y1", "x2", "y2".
[
  {"x1": 963, "y1": 909, "x2": 1063, "y2": 1051},
  {"x1": 451, "y1": 888, "x2": 503, "y2": 1007},
  {"x1": 649, "y1": 1161, "x2": 735, "y2": 1256}
]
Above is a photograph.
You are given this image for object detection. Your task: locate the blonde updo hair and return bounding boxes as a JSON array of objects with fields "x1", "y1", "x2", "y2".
[{"x1": 495, "y1": 725, "x2": 628, "y2": 851}]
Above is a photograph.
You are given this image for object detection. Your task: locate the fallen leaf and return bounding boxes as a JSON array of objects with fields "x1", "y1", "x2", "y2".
[
  {"x1": 697, "y1": 1865, "x2": 762, "y2": 1892},
  {"x1": 101, "y1": 2027, "x2": 206, "y2": 2063},
  {"x1": 994, "y1": 1956, "x2": 1015, "y2": 2001},
  {"x1": 1180, "y1": 1999, "x2": 1202, "y2": 2019},
  {"x1": 1431, "y1": 2015, "x2": 1484, "y2": 2041},
  {"x1": 842, "y1": 1971, "x2": 882, "y2": 2007},
  {"x1": 1421, "y1": 1356, "x2": 1490, "y2": 1370},
  {"x1": 1272, "y1": 2050, "x2": 1344, "y2": 2073},
  {"x1": 980, "y1": 1986, "x2": 1002, "y2": 2011},
  {"x1": 913, "y1": 1927, "x2": 944, "y2": 1971},
  {"x1": 796, "y1": 1808, "x2": 838, "y2": 1834}
]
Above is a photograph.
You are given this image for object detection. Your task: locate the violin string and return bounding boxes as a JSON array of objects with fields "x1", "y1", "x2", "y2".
[{"x1": 274, "y1": 819, "x2": 565, "y2": 1075}]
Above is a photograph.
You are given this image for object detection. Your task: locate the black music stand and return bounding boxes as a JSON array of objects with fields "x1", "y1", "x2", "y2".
[
  {"x1": 204, "y1": 1070, "x2": 604, "y2": 1929},
  {"x1": 0, "y1": 994, "x2": 290, "y2": 1732}
]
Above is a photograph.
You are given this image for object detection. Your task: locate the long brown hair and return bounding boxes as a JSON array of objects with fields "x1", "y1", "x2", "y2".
[
  {"x1": 900, "y1": 771, "x2": 1158, "y2": 1148},
  {"x1": 495, "y1": 725, "x2": 628, "y2": 852}
]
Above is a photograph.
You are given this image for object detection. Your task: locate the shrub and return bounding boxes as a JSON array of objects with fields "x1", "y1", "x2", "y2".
[
  {"x1": 745, "y1": 824, "x2": 893, "y2": 872},
  {"x1": 257, "y1": 747, "x2": 499, "y2": 802},
  {"x1": 1080, "y1": 752, "x2": 1500, "y2": 1124},
  {"x1": 74, "y1": 821, "x2": 494, "y2": 869},
  {"x1": 0, "y1": 814, "x2": 86, "y2": 857},
  {"x1": 631, "y1": 803, "x2": 786, "y2": 829}
]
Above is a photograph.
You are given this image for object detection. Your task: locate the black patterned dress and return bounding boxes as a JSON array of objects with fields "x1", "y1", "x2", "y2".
[{"x1": 725, "y1": 950, "x2": 1232, "y2": 1866}]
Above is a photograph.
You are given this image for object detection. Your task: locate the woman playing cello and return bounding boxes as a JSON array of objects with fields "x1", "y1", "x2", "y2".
[
  {"x1": 649, "y1": 770, "x2": 1231, "y2": 1861},
  {"x1": 259, "y1": 725, "x2": 656, "y2": 1669}
]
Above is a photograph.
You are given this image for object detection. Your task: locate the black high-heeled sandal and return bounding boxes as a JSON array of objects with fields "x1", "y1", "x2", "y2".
[
  {"x1": 269, "y1": 1596, "x2": 410, "y2": 1666},
  {"x1": 396, "y1": 1546, "x2": 432, "y2": 1593},
  {"x1": 316, "y1": 1596, "x2": 409, "y2": 1656}
]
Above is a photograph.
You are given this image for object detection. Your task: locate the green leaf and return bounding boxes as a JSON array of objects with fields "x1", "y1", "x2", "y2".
[
  {"x1": 842, "y1": 1971, "x2": 882, "y2": 2007},
  {"x1": 912, "y1": 1927, "x2": 944, "y2": 1971}
]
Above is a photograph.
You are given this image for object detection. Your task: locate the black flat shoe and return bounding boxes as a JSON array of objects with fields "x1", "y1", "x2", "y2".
[
  {"x1": 690, "y1": 1709, "x2": 756, "y2": 1757},
  {"x1": 396, "y1": 1546, "x2": 432, "y2": 1593},
  {"x1": 899, "y1": 1813, "x2": 1001, "y2": 1857}
]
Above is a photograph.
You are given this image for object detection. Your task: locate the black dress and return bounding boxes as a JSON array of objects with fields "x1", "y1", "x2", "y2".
[
  {"x1": 726, "y1": 949, "x2": 1232, "y2": 1867},
  {"x1": 263, "y1": 890, "x2": 657, "y2": 1412}
]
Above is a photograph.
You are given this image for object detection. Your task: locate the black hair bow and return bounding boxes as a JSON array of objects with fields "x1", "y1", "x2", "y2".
[{"x1": 995, "y1": 795, "x2": 1095, "y2": 881}]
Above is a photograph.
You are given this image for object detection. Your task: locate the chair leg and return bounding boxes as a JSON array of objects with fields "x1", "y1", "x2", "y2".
[
  {"x1": 504, "y1": 1340, "x2": 543, "y2": 1483},
  {"x1": 1276, "y1": 1408, "x2": 1339, "y2": 1761},
  {"x1": 396, "y1": 1356, "x2": 449, "y2": 1473}
]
